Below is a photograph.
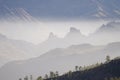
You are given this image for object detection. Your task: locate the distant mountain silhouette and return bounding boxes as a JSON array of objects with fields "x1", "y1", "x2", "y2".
[
  {"x1": 88, "y1": 21, "x2": 120, "y2": 45},
  {"x1": 1, "y1": 21, "x2": 120, "y2": 67},
  {"x1": 64, "y1": 27, "x2": 85, "y2": 45},
  {"x1": 36, "y1": 27, "x2": 85, "y2": 55},
  {"x1": 48, "y1": 32, "x2": 58, "y2": 40},
  {"x1": 0, "y1": 21, "x2": 120, "y2": 67},
  {"x1": 0, "y1": 33, "x2": 36, "y2": 67},
  {"x1": 96, "y1": 21, "x2": 120, "y2": 33},
  {"x1": 36, "y1": 21, "x2": 120, "y2": 55},
  {"x1": 65, "y1": 27, "x2": 84, "y2": 38}
]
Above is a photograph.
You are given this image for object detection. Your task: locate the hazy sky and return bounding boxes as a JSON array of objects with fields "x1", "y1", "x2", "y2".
[{"x1": 0, "y1": 20, "x2": 108, "y2": 44}]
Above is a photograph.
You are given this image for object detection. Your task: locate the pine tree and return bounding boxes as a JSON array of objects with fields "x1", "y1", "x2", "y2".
[
  {"x1": 24, "y1": 76, "x2": 28, "y2": 80},
  {"x1": 67, "y1": 70, "x2": 72, "y2": 78},
  {"x1": 55, "y1": 71, "x2": 59, "y2": 77},
  {"x1": 79, "y1": 66, "x2": 82, "y2": 71},
  {"x1": 75, "y1": 66, "x2": 78, "y2": 71},
  {"x1": 50, "y1": 71, "x2": 55, "y2": 78},
  {"x1": 44, "y1": 74, "x2": 49, "y2": 79},
  {"x1": 30, "y1": 75, "x2": 33, "y2": 80},
  {"x1": 106, "y1": 55, "x2": 110, "y2": 62}
]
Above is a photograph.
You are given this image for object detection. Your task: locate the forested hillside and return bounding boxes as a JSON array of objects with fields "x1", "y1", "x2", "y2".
[
  {"x1": 19, "y1": 56, "x2": 120, "y2": 80},
  {"x1": 45, "y1": 57, "x2": 120, "y2": 80}
]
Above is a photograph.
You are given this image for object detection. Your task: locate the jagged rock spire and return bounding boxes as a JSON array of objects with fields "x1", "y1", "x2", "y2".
[
  {"x1": 69, "y1": 27, "x2": 80, "y2": 33},
  {"x1": 48, "y1": 32, "x2": 58, "y2": 40}
]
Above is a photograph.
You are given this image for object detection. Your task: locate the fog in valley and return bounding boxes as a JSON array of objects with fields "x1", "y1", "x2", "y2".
[
  {"x1": 0, "y1": 0, "x2": 120, "y2": 80},
  {"x1": 0, "y1": 20, "x2": 108, "y2": 44},
  {"x1": 0, "y1": 19, "x2": 120, "y2": 80}
]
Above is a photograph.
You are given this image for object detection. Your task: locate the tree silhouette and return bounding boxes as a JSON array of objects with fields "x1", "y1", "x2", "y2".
[
  {"x1": 75, "y1": 66, "x2": 79, "y2": 71},
  {"x1": 55, "y1": 71, "x2": 59, "y2": 77},
  {"x1": 44, "y1": 74, "x2": 49, "y2": 79},
  {"x1": 30, "y1": 75, "x2": 33, "y2": 80},
  {"x1": 24, "y1": 76, "x2": 28, "y2": 80},
  {"x1": 106, "y1": 55, "x2": 110, "y2": 62},
  {"x1": 50, "y1": 71, "x2": 55, "y2": 78},
  {"x1": 67, "y1": 70, "x2": 72, "y2": 77},
  {"x1": 79, "y1": 66, "x2": 82, "y2": 71}
]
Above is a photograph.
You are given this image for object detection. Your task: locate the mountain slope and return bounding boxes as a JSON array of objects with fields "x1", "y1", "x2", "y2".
[
  {"x1": 0, "y1": 42, "x2": 120, "y2": 80},
  {"x1": 0, "y1": 21, "x2": 120, "y2": 67},
  {"x1": 37, "y1": 27, "x2": 86, "y2": 55},
  {"x1": 63, "y1": 27, "x2": 85, "y2": 45},
  {"x1": 37, "y1": 21, "x2": 120, "y2": 55},
  {"x1": 96, "y1": 21, "x2": 120, "y2": 33},
  {"x1": 88, "y1": 21, "x2": 120, "y2": 45},
  {"x1": 0, "y1": 33, "x2": 36, "y2": 67},
  {"x1": 46, "y1": 58, "x2": 120, "y2": 80}
]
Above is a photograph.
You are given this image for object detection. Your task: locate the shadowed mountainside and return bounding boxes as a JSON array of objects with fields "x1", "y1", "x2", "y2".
[{"x1": 45, "y1": 57, "x2": 120, "y2": 80}]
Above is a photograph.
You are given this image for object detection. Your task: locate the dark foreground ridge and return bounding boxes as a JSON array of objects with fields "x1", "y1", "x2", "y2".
[{"x1": 45, "y1": 58, "x2": 120, "y2": 80}]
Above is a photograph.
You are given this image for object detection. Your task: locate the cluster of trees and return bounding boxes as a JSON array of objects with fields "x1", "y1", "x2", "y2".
[
  {"x1": 74, "y1": 55, "x2": 111, "y2": 72},
  {"x1": 37, "y1": 71, "x2": 59, "y2": 80},
  {"x1": 19, "y1": 75, "x2": 32, "y2": 80},
  {"x1": 19, "y1": 71, "x2": 59, "y2": 80}
]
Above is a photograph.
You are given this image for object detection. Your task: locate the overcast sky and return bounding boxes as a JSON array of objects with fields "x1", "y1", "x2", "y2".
[{"x1": 0, "y1": 20, "x2": 108, "y2": 44}]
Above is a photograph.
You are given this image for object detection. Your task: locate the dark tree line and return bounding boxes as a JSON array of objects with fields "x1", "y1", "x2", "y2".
[{"x1": 19, "y1": 55, "x2": 120, "y2": 80}]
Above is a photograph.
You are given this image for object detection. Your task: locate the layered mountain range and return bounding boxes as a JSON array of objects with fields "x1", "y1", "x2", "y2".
[
  {"x1": 0, "y1": 21, "x2": 120, "y2": 67},
  {"x1": 0, "y1": 42, "x2": 120, "y2": 80},
  {"x1": 0, "y1": 33, "x2": 36, "y2": 67},
  {"x1": 0, "y1": 21, "x2": 120, "y2": 80},
  {"x1": 0, "y1": 0, "x2": 120, "y2": 20},
  {"x1": 37, "y1": 21, "x2": 120, "y2": 54}
]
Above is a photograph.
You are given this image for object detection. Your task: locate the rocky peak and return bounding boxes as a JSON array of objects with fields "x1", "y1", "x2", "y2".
[
  {"x1": 69, "y1": 27, "x2": 80, "y2": 33},
  {"x1": 48, "y1": 32, "x2": 57, "y2": 40}
]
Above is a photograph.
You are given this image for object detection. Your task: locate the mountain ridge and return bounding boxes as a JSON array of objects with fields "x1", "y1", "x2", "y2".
[
  {"x1": 45, "y1": 57, "x2": 120, "y2": 80},
  {"x1": 0, "y1": 33, "x2": 36, "y2": 67},
  {"x1": 0, "y1": 21, "x2": 120, "y2": 67}
]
